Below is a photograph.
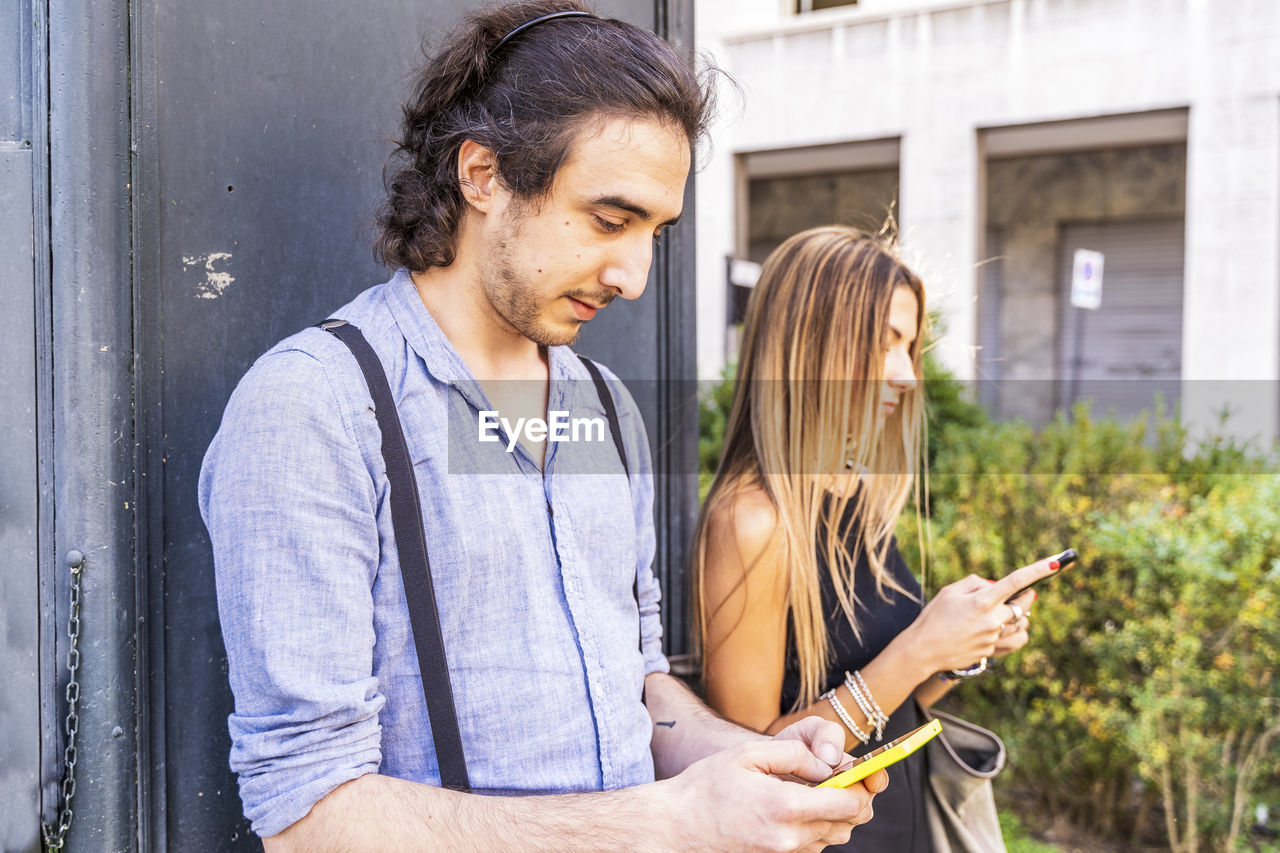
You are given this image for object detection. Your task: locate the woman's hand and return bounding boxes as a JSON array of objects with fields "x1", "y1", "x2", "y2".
[
  {"x1": 991, "y1": 586, "x2": 1035, "y2": 659},
  {"x1": 904, "y1": 557, "x2": 1057, "y2": 674}
]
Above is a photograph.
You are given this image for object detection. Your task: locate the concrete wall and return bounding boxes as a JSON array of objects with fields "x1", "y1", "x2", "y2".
[
  {"x1": 747, "y1": 167, "x2": 900, "y2": 260},
  {"x1": 696, "y1": 0, "x2": 1280, "y2": 440}
]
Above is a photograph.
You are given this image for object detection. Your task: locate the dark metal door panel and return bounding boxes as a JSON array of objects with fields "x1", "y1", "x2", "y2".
[
  {"x1": 45, "y1": 1, "x2": 140, "y2": 850},
  {"x1": 1, "y1": 2, "x2": 41, "y2": 849},
  {"x1": 0, "y1": 150, "x2": 41, "y2": 853}
]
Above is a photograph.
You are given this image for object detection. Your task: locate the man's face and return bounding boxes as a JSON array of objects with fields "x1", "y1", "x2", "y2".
[{"x1": 478, "y1": 116, "x2": 691, "y2": 347}]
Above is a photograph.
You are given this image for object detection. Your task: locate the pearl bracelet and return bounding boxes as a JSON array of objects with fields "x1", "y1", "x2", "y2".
[
  {"x1": 839, "y1": 671, "x2": 890, "y2": 737},
  {"x1": 842, "y1": 672, "x2": 878, "y2": 739},
  {"x1": 846, "y1": 670, "x2": 889, "y2": 741},
  {"x1": 821, "y1": 688, "x2": 871, "y2": 745}
]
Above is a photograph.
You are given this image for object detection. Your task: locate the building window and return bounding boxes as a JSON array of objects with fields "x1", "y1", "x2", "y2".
[{"x1": 796, "y1": 0, "x2": 858, "y2": 12}]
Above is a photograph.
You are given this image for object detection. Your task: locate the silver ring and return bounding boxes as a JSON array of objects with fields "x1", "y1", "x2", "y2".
[{"x1": 1008, "y1": 602, "x2": 1024, "y2": 624}]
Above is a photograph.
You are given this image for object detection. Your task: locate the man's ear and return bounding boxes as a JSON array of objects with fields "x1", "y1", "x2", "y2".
[{"x1": 457, "y1": 140, "x2": 500, "y2": 213}]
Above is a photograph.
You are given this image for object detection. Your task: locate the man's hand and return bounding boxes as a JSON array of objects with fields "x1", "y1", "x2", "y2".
[
  {"x1": 657, "y1": 717, "x2": 888, "y2": 853},
  {"x1": 263, "y1": 713, "x2": 886, "y2": 853},
  {"x1": 769, "y1": 716, "x2": 854, "y2": 779}
]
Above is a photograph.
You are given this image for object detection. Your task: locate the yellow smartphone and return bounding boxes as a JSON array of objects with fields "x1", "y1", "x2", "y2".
[{"x1": 816, "y1": 718, "x2": 943, "y2": 788}]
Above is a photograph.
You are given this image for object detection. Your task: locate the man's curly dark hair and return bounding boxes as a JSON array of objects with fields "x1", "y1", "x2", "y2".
[{"x1": 373, "y1": 0, "x2": 717, "y2": 272}]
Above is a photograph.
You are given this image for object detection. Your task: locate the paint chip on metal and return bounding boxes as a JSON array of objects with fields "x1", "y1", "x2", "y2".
[{"x1": 183, "y1": 252, "x2": 235, "y2": 299}]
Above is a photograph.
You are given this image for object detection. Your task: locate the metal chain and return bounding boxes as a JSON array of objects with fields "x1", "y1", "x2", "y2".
[{"x1": 42, "y1": 550, "x2": 85, "y2": 853}]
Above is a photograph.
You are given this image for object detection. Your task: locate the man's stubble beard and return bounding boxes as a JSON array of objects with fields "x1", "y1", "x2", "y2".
[{"x1": 482, "y1": 214, "x2": 584, "y2": 348}]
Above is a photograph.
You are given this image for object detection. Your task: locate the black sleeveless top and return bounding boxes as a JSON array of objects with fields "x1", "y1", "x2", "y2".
[{"x1": 781, "y1": 513, "x2": 933, "y2": 853}]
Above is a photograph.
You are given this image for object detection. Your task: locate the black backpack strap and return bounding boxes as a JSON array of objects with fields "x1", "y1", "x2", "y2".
[
  {"x1": 577, "y1": 354, "x2": 629, "y2": 478},
  {"x1": 577, "y1": 354, "x2": 646, "y2": 678},
  {"x1": 319, "y1": 319, "x2": 470, "y2": 792}
]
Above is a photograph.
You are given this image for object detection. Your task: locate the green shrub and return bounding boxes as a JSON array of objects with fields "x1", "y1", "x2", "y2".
[
  {"x1": 999, "y1": 811, "x2": 1065, "y2": 852},
  {"x1": 910, "y1": 369, "x2": 1280, "y2": 852},
  {"x1": 1096, "y1": 478, "x2": 1280, "y2": 853},
  {"x1": 921, "y1": 349, "x2": 988, "y2": 478},
  {"x1": 697, "y1": 365, "x2": 737, "y2": 503}
]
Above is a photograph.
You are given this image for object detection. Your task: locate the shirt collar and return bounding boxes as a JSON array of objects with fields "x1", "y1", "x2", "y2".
[{"x1": 385, "y1": 268, "x2": 473, "y2": 386}]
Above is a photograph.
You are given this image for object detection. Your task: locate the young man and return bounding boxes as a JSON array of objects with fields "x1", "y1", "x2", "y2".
[{"x1": 199, "y1": 3, "x2": 886, "y2": 850}]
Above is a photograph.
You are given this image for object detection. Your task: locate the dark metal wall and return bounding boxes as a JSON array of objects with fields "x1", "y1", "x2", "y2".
[
  {"x1": 5, "y1": 1, "x2": 699, "y2": 850},
  {"x1": 135, "y1": 1, "x2": 433, "y2": 845},
  {"x1": 2, "y1": 2, "x2": 43, "y2": 850},
  {"x1": 47, "y1": 2, "x2": 141, "y2": 851}
]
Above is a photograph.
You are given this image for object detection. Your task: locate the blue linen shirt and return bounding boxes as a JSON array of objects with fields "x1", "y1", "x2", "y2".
[{"x1": 199, "y1": 269, "x2": 668, "y2": 838}]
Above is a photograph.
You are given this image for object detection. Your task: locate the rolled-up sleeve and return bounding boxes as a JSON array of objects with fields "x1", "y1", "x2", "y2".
[{"x1": 199, "y1": 347, "x2": 385, "y2": 837}]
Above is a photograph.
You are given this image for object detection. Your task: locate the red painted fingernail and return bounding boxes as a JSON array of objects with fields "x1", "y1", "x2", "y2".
[{"x1": 1049, "y1": 561, "x2": 1060, "y2": 571}]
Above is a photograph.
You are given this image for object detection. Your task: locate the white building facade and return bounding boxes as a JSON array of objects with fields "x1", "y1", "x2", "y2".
[{"x1": 696, "y1": 0, "x2": 1280, "y2": 440}]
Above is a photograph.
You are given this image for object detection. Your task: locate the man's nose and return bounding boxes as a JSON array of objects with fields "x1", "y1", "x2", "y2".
[{"x1": 599, "y1": 237, "x2": 653, "y2": 301}]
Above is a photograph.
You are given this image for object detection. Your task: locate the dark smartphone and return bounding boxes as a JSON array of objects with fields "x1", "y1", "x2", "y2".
[{"x1": 1004, "y1": 548, "x2": 1077, "y2": 603}]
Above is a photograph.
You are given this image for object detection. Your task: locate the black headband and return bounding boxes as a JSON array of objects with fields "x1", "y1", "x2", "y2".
[{"x1": 490, "y1": 10, "x2": 593, "y2": 57}]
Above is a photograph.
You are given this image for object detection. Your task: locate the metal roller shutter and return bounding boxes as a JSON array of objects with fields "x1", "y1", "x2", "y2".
[
  {"x1": 978, "y1": 228, "x2": 1004, "y2": 410},
  {"x1": 1057, "y1": 218, "x2": 1185, "y2": 419}
]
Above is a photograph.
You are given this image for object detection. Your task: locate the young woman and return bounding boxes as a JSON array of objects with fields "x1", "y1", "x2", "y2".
[{"x1": 693, "y1": 226, "x2": 1054, "y2": 851}]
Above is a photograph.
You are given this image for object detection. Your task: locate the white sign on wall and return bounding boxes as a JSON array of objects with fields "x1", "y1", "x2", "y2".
[
  {"x1": 1071, "y1": 248, "x2": 1105, "y2": 310},
  {"x1": 728, "y1": 257, "x2": 762, "y2": 288}
]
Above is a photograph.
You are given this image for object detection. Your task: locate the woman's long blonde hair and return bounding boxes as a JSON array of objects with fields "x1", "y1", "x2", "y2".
[{"x1": 692, "y1": 225, "x2": 927, "y2": 711}]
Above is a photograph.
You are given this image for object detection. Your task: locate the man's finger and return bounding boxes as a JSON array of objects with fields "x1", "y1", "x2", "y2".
[
  {"x1": 776, "y1": 716, "x2": 847, "y2": 768},
  {"x1": 741, "y1": 738, "x2": 836, "y2": 782},
  {"x1": 861, "y1": 768, "x2": 889, "y2": 794},
  {"x1": 798, "y1": 778, "x2": 881, "y2": 826}
]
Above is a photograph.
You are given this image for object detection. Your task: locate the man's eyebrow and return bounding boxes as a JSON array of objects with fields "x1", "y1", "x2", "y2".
[{"x1": 591, "y1": 195, "x2": 682, "y2": 227}]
